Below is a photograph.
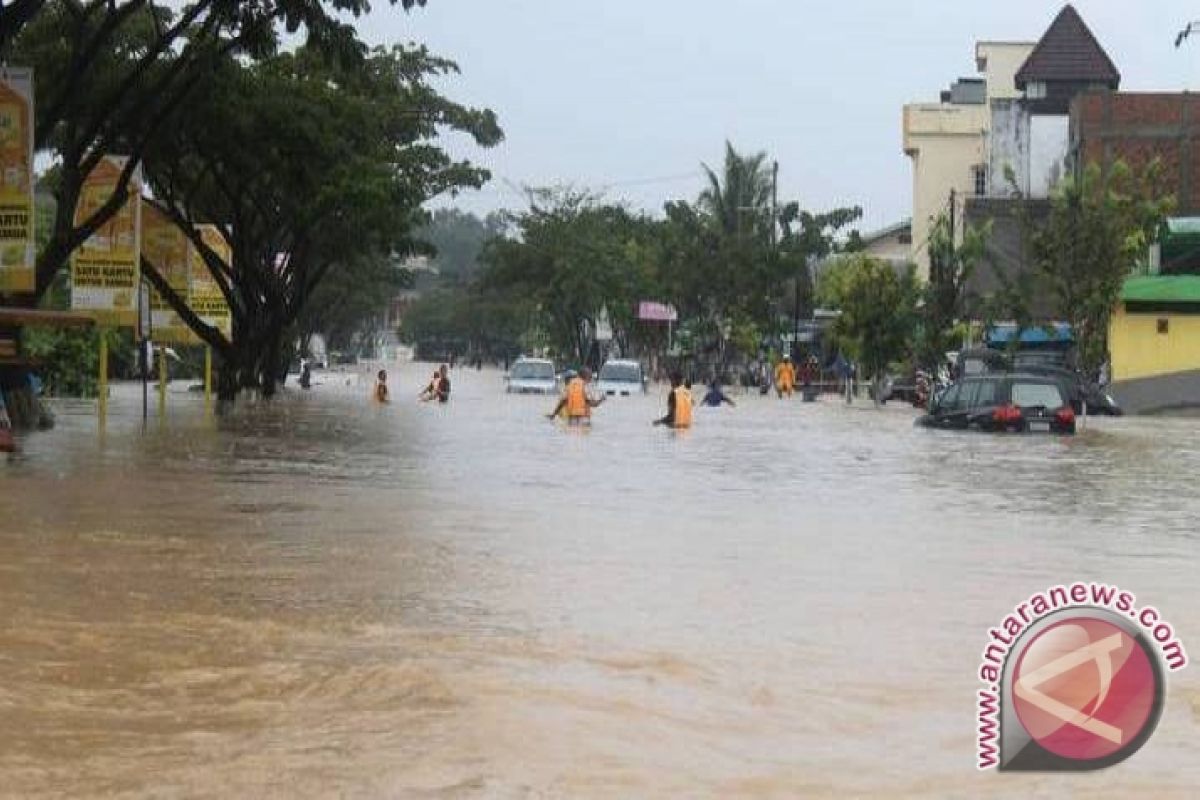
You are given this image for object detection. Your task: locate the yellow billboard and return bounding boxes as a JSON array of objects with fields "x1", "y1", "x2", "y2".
[
  {"x1": 0, "y1": 67, "x2": 34, "y2": 294},
  {"x1": 189, "y1": 224, "x2": 232, "y2": 339},
  {"x1": 141, "y1": 200, "x2": 196, "y2": 343},
  {"x1": 70, "y1": 156, "x2": 141, "y2": 327}
]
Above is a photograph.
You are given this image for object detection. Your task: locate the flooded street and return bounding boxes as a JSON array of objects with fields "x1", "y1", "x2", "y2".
[{"x1": 2, "y1": 362, "x2": 1199, "y2": 798}]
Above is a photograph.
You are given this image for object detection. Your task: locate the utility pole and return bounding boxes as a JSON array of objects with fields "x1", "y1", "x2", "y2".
[
  {"x1": 948, "y1": 187, "x2": 956, "y2": 244},
  {"x1": 771, "y1": 160, "x2": 779, "y2": 249}
]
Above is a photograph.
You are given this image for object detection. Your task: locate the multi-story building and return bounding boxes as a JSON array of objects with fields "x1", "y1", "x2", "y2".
[
  {"x1": 903, "y1": 42, "x2": 1031, "y2": 275},
  {"x1": 903, "y1": 5, "x2": 1120, "y2": 287}
]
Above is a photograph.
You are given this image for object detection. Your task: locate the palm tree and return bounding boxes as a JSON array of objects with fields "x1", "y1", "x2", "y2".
[{"x1": 699, "y1": 141, "x2": 773, "y2": 238}]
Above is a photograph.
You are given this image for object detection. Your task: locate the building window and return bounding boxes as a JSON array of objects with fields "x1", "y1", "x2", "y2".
[
  {"x1": 1157, "y1": 318, "x2": 1170, "y2": 334},
  {"x1": 971, "y1": 165, "x2": 987, "y2": 197},
  {"x1": 1026, "y1": 81, "x2": 1047, "y2": 99}
]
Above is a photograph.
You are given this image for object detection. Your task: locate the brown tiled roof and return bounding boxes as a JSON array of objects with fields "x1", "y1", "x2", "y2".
[{"x1": 1014, "y1": 5, "x2": 1120, "y2": 89}]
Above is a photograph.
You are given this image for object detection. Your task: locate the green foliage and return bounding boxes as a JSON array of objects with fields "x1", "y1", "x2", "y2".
[
  {"x1": 700, "y1": 141, "x2": 774, "y2": 239},
  {"x1": 831, "y1": 255, "x2": 919, "y2": 380},
  {"x1": 141, "y1": 41, "x2": 500, "y2": 396},
  {"x1": 401, "y1": 143, "x2": 865, "y2": 368},
  {"x1": 298, "y1": 253, "x2": 413, "y2": 355},
  {"x1": 919, "y1": 213, "x2": 988, "y2": 369},
  {"x1": 1025, "y1": 160, "x2": 1174, "y2": 373},
  {"x1": 22, "y1": 328, "x2": 131, "y2": 397},
  {"x1": 480, "y1": 189, "x2": 657, "y2": 362}
]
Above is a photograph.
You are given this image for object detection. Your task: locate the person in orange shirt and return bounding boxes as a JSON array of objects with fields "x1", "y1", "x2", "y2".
[
  {"x1": 373, "y1": 369, "x2": 390, "y2": 403},
  {"x1": 654, "y1": 372, "x2": 693, "y2": 429},
  {"x1": 774, "y1": 355, "x2": 796, "y2": 398},
  {"x1": 547, "y1": 367, "x2": 604, "y2": 424}
]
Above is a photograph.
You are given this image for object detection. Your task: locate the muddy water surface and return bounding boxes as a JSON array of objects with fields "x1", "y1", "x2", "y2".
[{"x1": 2, "y1": 363, "x2": 1199, "y2": 797}]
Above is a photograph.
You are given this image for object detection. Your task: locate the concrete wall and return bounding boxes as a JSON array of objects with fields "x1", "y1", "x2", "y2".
[
  {"x1": 988, "y1": 100, "x2": 1030, "y2": 195},
  {"x1": 904, "y1": 103, "x2": 988, "y2": 277},
  {"x1": 1110, "y1": 369, "x2": 1200, "y2": 414},
  {"x1": 862, "y1": 230, "x2": 912, "y2": 263},
  {"x1": 1029, "y1": 115, "x2": 1070, "y2": 196},
  {"x1": 976, "y1": 42, "x2": 1035, "y2": 102}
]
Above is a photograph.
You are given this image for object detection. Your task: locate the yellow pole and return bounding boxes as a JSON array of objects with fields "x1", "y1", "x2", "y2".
[
  {"x1": 204, "y1": 346, "x2": 213, "y2": 415},
  {"x1": 97, "y1": 331, "x2": 108, "y2": 426},
  {"x1": 157, "y1": 345, "x2": 167, "y2": 418}
]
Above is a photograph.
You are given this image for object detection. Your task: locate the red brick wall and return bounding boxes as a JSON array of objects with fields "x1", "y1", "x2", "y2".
[{"x1": 1071, "y1": 92, "x2": 1200, "y2": 212}]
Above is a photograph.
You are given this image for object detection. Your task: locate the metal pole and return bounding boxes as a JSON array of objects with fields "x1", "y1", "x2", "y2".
[
  {"x1": 157, "y1": 345, "x2": 167, "y2": 418},
  {"x1": 204, "y1": 346, "x2": 213, "y2": 415},
  {"x1": 98, "y1": 331, "x2": 108, "y2": 426}
]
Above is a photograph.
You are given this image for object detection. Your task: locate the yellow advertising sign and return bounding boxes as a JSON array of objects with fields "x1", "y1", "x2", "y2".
[
  {"x1": 189, "y1": 224, "x2": 232, "y2": 339},
  {"x1": 70, "y1": 156, "x2": 142, "y2": 327},
  {"x1": 141, "y1": 200, "x2": 196, "y2": 344},
  {"x1": 0, "y1": 67, "x2": 35, "y2": 294}
]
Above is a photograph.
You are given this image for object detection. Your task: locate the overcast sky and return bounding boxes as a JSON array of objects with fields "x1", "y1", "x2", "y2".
[{"x1": 358, "y1": 1, "x2": 1200, "y2": 233}]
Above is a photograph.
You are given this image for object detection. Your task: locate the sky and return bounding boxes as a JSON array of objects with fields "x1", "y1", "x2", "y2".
[{"x1": 356, "y1": 1, "x2": 1200, "y2": 234}]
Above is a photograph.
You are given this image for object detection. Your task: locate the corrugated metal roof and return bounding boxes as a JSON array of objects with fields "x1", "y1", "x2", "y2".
[
  {"x1": 1014, "y1": 5, "x2": 1120, "y2": 89},
  {"x1": 1121, "y1": 275, "x2": 1200, "y2": 303}
]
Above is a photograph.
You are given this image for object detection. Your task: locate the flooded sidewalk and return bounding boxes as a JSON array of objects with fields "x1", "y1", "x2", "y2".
[{"x1": 1, "y1": 363, "x2": 1198, "y2": 797}]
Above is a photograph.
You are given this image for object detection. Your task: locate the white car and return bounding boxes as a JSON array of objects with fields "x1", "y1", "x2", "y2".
[
  {"x1": 596, "y1": 359, "x2": 647, "y2": 396},
  {"x1": 506, "y1": 358, "x2": 558, "y2": 394}
]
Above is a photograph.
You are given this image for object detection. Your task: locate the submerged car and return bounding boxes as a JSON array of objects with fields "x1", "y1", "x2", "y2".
[
  {"x1": 954, "y1": 347, "x2": 1121, "y2": 416},
  {"x1": 915, "y1": 373, "x2": 1076, "y2": 434},
  {"x1": 596, "y1": 359, "x2": 647, "y2": 396},
  {"x1": 505, "y1": 357, "x2": 558, "y2": 394}
]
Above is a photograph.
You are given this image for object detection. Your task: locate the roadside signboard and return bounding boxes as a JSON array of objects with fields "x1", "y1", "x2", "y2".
[
  {"x1": 189, "y1": 224, "x2": 232, "y2": 339},
  {"x1": 0, "y1": 67, "x2": 35, "y2": 294},
  {"x1": 70, "y1": 156, "x2": 142, "y2": 327},
  {"x1": 637, "y1": 301, "x2": 678, "y2": 322},
  {"x1": 141, "y1": 200, "x2": 196, "y2": 343}
]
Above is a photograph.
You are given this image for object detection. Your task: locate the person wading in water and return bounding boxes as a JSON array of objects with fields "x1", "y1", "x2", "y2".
[
  {"x1": 654, "y1": 372, "x2": 693, "y2": 429},
  {"x1": 547, "y1": 367, "x2": 604, "y2": 424}
]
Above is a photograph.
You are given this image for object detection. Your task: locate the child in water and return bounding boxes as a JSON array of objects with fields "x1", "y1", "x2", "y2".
[{"x1": 374, "y1": 369, "x2": 389, "y2": 403}]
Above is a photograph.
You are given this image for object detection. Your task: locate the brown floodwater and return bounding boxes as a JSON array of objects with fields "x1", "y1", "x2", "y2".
[{"x1": 2, "y1": 363, "x2": 1199, "y2": 797}]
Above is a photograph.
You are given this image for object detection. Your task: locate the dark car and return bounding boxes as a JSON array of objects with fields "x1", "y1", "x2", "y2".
[
  {"x1": 915, "y1": 373, "x2": 1077, "y2": 434},
  {"x1": 956, "y1": 347, "x2": 1011, "y2": 377},
  {"x1": 954, "y1": 347, "x2": 1121, "y2": 416},
  {"x1": 1013, "y1": 363, "x2": 1122, "y2": 416}
]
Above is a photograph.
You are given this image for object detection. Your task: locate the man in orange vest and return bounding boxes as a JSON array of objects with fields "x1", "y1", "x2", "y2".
[
  {"x1": 774, "y1": 355, "x2": 796, "y2": 398},
  {"x1": 654, "y1": 372, "x2": 693, "y2": 429},
  {"x1": 547, "y1": 367, "x2": 604, "y2": 423}
]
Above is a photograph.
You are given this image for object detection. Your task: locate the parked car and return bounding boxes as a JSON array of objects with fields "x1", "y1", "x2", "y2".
[
  {"x1": 596, "y1": 359, "x2": 647, "y2": 396},
  {"x1": 956, "y1": 347, "x2": 1010, "y2": 378},
  {"x1": 505, "y1": 357, "x2": 558, "y2": 394},
  {"x1": 954, "y1": 347, "x2": 1121, "y2": 416},
  {"x1": 915, "y1": 373, "x2": 1077, "y2": 434},
  {"x1": 1014, "y1": 364, "x2": 1122, "y2": 416}
]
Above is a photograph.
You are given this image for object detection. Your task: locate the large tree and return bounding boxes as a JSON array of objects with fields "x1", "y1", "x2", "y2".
[
  {"x1": 481, "y1": 189, "x2": 655, "y2": 365},
  {"x1": 4, "y1": 0, "x2": 427, "y2": 302},
  {"x1": 919, "y1": 212, "x2": 988, "y2": 370},
  {"x1": 828, "y1": 254, "x2": 919, "y2": 404},
  {"x1": 140, "y1": 43, "x2": 500, "y2": 400},
  {"x1": 1027, "y1": 160, "x2": 1172, "y2": 374}
]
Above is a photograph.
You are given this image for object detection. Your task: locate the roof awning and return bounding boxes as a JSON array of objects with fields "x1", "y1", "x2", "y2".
[{"x1": 1121, "y1": 275, "x2": 1200, "y2": 304}]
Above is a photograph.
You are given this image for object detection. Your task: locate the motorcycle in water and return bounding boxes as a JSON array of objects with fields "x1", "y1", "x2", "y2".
[{"x1": 913, "y1": 369, "x2": 950, "y2": 409}]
